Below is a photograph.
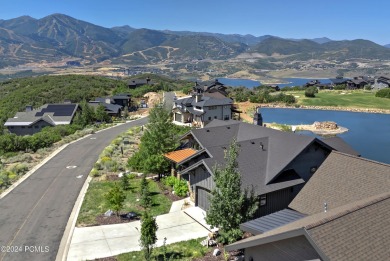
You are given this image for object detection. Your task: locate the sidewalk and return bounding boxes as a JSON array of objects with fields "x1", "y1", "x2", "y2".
[{"x1": 67, "y1": 206, "x2": 209, "y2": 260}]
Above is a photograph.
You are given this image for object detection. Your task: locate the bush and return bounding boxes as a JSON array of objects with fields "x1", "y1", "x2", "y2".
[
  {"x1": 375, "y1": 88, "x2": 390, "y2": 98},
  {"x1": 162, "y1": 176, "x2": 188, "y2": 197},
  {"x1": 162, "y1": 176, "x2": 177, "y2": 187},
  {"x1": 90, "y1": 168, "x2": 100, "y2": 177},
  {"x1": 305, "y1": 86, "x2": 318, "y2": 98},
  {"x1": 173, "y1": 179, "x2": 189, "y2": 197}
]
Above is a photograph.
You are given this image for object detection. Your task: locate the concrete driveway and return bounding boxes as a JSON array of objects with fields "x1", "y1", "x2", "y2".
[{"x1": 67, "y1": 210, "x2": 209, "y2": 260}]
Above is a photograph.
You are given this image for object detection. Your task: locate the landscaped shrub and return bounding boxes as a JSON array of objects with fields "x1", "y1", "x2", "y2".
[
  {"x1": 162, "y1": 176, "x2": 188, "y2": 197},
  {"x1": 162, "y1": 176, "x2": 177, "y2": 187},
  {"x1": 90, "y1": 168, "x2": 100, "y2": 177},
  {"x1": 375, "y1": 88, "x2": 390, "y2": 98},
  {"x1": 10, "y1": 163, "x2": 29, "y2": 176},
  {"x1": 173, "y1": 179, "x2": 189, "y2": 197}
]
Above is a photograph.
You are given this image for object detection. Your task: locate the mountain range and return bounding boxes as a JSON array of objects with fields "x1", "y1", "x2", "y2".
[{"x1": 1, "y1": 13, "x2": 390, "y2": 68}]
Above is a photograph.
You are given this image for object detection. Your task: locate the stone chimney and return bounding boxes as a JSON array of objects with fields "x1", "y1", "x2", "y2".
[
  {"x1": 253, "y1": 106, "x2": 263, "y2": 126},
  {"x1": 195, "y1": 93, "x2": 202, "y2": 103}
]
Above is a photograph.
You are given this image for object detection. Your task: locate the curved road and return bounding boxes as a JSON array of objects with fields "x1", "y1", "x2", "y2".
[{"x1": 0, "y1": 117, "x2": 148, "y2": 261}]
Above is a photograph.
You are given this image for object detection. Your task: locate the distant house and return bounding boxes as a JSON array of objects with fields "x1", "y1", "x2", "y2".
[
  {"x1": 164, "y1": 120, "x2": 356, "y2": 216},
  {"x1": 346, "y1": 78, "x2": 368, "y2": 89},
  {"x1": 193, "y1": 79, "x2": 229, "y2": 98},
  {"x1": 4, "y1": 104, "x2": 79, "y2": 135},
  {"x1": 88, "y1": 101, "x2": 122, "y2": 117},
  {"x1": 172, "y1": 94, "x2": 233, "y2": 127},
  {"x1": 268, "y1": 85, "x2": 280, "y2": 91},
  {"x1": 329, "y1": 77, "x2": 349, "y2": 86},
  {"x1": 226, "y1": 151, "x2": 390, "y2": 260},
  {"x1": 111, "y1": 93, "x2": 131, "y2": 108},
  {"x1": 373, "y1": 76, "x2": 390, "y2": 90},
  {"x1": 127, "y1": 77, "x2": 154, "y2": 89}
]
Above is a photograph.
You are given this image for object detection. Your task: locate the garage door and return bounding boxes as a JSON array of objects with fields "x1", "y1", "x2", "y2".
[
  {"x1": 175, "y1": 113, "x2": 182, "y2": 122},
  {"x1": 196, "y1": 187, "x2": 211, "y2": 211}
]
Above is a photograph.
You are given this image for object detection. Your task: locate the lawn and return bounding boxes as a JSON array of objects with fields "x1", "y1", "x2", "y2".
[
  {"x1": 116, "y1": 238, "x2": 211, "y2": 261},
  {"x1": 288, "y1": 90, "x2": 390, "y2": 110},
  {"x1": 77, "y1": 177, "x2": 172, "y2": 226}
]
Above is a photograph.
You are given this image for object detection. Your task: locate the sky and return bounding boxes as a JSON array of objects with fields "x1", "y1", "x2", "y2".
[{"x1": 1, "y1": 0, "x2": 389, "y2": 45}]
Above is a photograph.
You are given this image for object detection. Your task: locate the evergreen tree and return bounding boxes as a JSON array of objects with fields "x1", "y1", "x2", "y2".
[
  {"x1": 79, "y1": 100, "x2": 95, "y2": 126},
  {"x1": 140, "y1": 174, "x2": 152, "y2": 209},
  {"x1": 95, "y1": 104, "x2": 110, "y2": 123},
  {"x1": 140, "y1": 211, "x2": 158, "y2": 261},
  {"x1": 105, "y1": 183, "x2": 126, "y2": 216},
  {"x1": 121, "y1": 173, "x2": 131, "y2": 191},
  {"x1": 128, "y1": 105, "x2": 177, "y2": 174},
  {"x1": 205, "y1": 140, "x2": 258, "y2": 244}
]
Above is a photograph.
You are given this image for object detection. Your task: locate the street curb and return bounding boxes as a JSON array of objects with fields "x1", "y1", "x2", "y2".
[
  {"x1": 56, "y1": 175, "x2": 92, "y2": 261},
  {"x1": 0, "y1": 144, "x2": 69, "y2": 200}
]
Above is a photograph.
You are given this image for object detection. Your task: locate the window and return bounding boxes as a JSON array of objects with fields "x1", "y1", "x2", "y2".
[
  {"x1": 21, "y1": 126, "x2": 25, "y2": 129},
  {"x1": 195, "y1": 106, "x2": 202, "y2": 110},
  {"x1": 9, "y1": 126, "x2": 14, "y2": 129},
  {"x1": 208, "y1": 117, "x2": 211, "y2": 121},
  {"x1": 35, "y1": 126, "x2": 39, "y2": 129},
  {"x1": 208, "y1": 106, "x2": 217, "y2": 110},
  {"x1": 260, "y1": 195, "x2": 267, "y2": 206},
  {"x1": 214, "y1": 116, "x2": 217, "y2": 119},
  {"x1": 224, "y1": 115, "x2": 230, "y2": 120}
]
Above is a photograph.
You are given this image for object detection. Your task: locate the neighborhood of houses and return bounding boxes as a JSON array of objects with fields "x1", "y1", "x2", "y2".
[{"x1": 2, "y1": 77, "x2": 390, "y2": 260}]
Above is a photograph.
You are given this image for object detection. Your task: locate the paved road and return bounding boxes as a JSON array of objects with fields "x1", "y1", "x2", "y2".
[{"x1": 0, "y1": 118, "x2": 148, "y2": 261}]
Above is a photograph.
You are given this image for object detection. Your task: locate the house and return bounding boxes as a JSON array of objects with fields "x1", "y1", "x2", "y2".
[
  {"x1": 88, "y1": 101, "x2": 122, "y2": 117},
  {"x1": 329, "y1": 77, "x2": 349, "y2": 86},
  {"x1": 268, "y1": 85, "x2": 280, "y2": 91},
  {"x1": 226, "y1": 151, "x2": 390, "y2": 260},
  {"x1": 111, "y1": 93, "x2": 132, "y2": 108},
  {"x1": 164, "y1": 120, "x2": 357, "y2": 216},
  {"x1": 373, "y1": 76, "x2": 390, "y2": 90},
  {"x1": 193, "y1": 79, "x2": 229, "y2": 98},
  {"x1": 172, "y1": 94, "x2": 233, "y2": 127},
  {"x1": 226, "y1": 192, "x2": 390, "y2": 261},
  {"x1": 127, "y1": 77, "x2": 154, "y2": 89},
  {"x1": 346, "y1": 78, "x2": 368, "y2": 89},
  {"x1": 4, "y1": 104, "x2": 79, "y2": 135}
]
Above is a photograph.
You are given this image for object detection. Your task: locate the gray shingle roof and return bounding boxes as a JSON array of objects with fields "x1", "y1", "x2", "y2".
[
  {"x1": 5, "y1": 104, "x2": 79, "y2": 126},
  {"x1": 320, "y1": 136, "x2": 360, "y2": 156},
  {"x1": 182, "y1": 120, "x2": 321, "y2": 194},
  {"x1": 88, "y1": 101, "x2": 122, "y2": 114},
  {"x1": 227, "y1": 192, "x2": 390, "y2": 260},
  {"x1": 289, "y1": 151, "x2": 390, "y2": 215}
]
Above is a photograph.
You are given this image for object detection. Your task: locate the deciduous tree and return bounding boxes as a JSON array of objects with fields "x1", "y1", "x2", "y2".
[{"x1": 206, "y1": 140, "x2": 258, "y2": 244}]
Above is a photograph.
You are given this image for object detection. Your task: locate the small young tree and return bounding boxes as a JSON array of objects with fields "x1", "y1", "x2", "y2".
[
  {"x1": 140, "y1": 211, "x2": 158, "y2": 261},
  {"x1": 105, "y1": 183, "x2": 126, "y2": 216},
  {"x1": 206, "y1": 140, "x2": 258, "y2": 244},
  {"x1": 121, "y1": 173, "x2": 131, "y2": 191},
  {"x1": 95, "y1": 104, "x2": 110, "y2": 123},
  {"x1": 140, "y1": 174, "x2": 152, "y2": 209}
]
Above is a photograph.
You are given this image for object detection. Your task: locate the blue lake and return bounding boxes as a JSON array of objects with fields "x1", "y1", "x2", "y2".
[
  {"x1": 218, "y1": 77, "x2": 331, "y2": 88},
  {"x1": 260, "y1": 108, "x2": 390, "y2": 164}
]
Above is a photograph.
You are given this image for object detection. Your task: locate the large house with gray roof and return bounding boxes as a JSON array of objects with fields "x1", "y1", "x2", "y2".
[
  {"x1": 172, "y1": 94, "x2": 233, "y2": 127},
  {"x1": 4, "y1": 104, "x2": 79, "y2": 135},
  {"x1": 164, "y1": 120, "x2": 355, "y2": 216},
  {"x1": 226, "y1": 151, "x2": 390, "y2": 260}
]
